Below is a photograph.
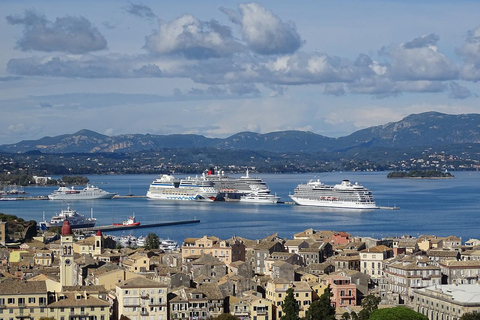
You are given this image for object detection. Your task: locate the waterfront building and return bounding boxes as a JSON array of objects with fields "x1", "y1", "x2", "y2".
[
  {"x1": 116, "y1": 276, "x2": 168, "y2": 320},
  {"x1": 413, "y1": 284, "x2": 480, "y2": 320}
]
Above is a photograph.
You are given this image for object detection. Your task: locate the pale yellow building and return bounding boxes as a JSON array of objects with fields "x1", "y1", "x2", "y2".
[
  {"x1": 360, "y1": 245, "x2": 393, "y2": 281},
  {"x1": 116, "y1": 276, "x2": 168, "y2": 320},
  {"x1": 122, "y1": 251, "x2": 152, "y2": 273},
  {"x1": 230, "y1": 293, "x2": 273, "y2": 320},
  {"x1": 34, "y1": 248, "x2": 54, "y2": 266},
  {"x1": 265, "y1": 279, "x2": 312, "y2": 320}
]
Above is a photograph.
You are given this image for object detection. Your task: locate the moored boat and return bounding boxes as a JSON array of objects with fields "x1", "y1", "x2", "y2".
[
  {"x1": 39, "y1": 206, "x2": 97, "y2": 229},
  {"x1": 113, "y1": 215, "x2": 140, "y2": 227},
  {"x1": 48, "y1": 184, "x2": 116, "y2": 200},
  {"x1": 146, "y1": 174, "x2": 218, "y2": 202},
  {"x1": 289, "y1": 179, "x2": 378, "y2": 209}
]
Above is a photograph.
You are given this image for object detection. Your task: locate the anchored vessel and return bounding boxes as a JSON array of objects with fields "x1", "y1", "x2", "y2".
[
  {"x1": 113, "y1": 215, "x2": 140, "y2": 227},
  {"x1": 239, "y1": 186, "x2": 280, "y2": 204},
  {"x1": 204, "y1": 167, "x2": 272, "y2": 201},
  {"x1": 39, "y1": 206, "x2": 96, "y2": 229},
  {"x1": 48, "y1": 184, "x2": 116, "y2": 200},
  {"x1": 289, "y1": 179, "x2": 378, "y2": 209},
  {"x1": 146, "y1": 174, "x2": 219, "y2": 202}
]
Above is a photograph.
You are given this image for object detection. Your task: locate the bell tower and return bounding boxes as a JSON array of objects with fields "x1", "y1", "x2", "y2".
[
  {"x1": 60, "y1": 220, "x2": 74, "y2": 288},
  {"x1": 94, "y1": 229, "x2": 103, "y2": 256}
]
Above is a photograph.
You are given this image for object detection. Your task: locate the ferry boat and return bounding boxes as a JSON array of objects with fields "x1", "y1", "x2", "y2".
[
  {"x1": 146, "y1": 174, "x2": 218, "y2": 202},
  {"x1": 113, "y1": 215, "x2": 140, "y2": 227},
  {"x1": 39, "y1": 206, "x2": 97, "y2": 229},
  {"x1": 204, "y1": 167, "x2": 272, "y2": 201},
  {"x1": 48, "y1": 184, "x2": 116, "y2": 200},
  {"x1": 289, "y1": 179, "x2": 378, "y2": 209}
]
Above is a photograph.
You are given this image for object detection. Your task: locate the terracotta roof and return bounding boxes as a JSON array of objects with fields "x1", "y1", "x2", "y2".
[
  {"x1": 48, "y1": 293, "x2": 109, "y2": 307},
  {"x1": 118, "y1": 276, "x2": 167, "y2": 289},
  {"x1": 0, "y1": 279, "x2": 46, "y2": 294}
]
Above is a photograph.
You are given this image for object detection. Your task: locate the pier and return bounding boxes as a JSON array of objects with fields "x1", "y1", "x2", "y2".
[{"x1": 75, "y1": 219, "x2": 200, "y2": 232}]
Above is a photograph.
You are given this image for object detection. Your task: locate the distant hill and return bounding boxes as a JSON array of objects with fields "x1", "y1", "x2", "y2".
[{"x1": 1, "y1": 112, "x2": 480, "y2": 154}]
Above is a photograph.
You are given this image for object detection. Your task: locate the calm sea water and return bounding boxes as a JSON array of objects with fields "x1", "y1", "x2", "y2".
[{"x1": 1, "y1": 171, "x2": 479, "y2": 244}]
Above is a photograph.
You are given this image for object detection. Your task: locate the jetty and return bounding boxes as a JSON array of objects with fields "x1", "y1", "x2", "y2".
[{"x1": 75, "y1": 219, "x2": 200, "y2": 232}]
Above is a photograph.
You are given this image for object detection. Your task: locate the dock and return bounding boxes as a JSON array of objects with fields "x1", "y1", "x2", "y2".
[{"x1": 75, "y1": 219, "x2": 200, "y2": 232}]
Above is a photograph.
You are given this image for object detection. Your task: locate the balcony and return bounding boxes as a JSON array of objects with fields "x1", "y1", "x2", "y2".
[
  {"x1": 18, "y1": 303, "x2": 26, "y2": 308},
  {"x1": 140, "y1": 293, "x2": 150, "y2": 299},
  {"x1": 0, "y1": 304, "x2": 5, "y2": 309},
  {"x1": 140, "y1": 310, "x2": 149, "y2": 316}
]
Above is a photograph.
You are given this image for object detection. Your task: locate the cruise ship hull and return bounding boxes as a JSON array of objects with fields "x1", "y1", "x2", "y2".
[
  {"x1": 146, "y1": 192, "x2": 216, "y2": 202},
  {"x1": 48, "y1": 193, "x2": 115, "y2": 200},
  {"x1": 289, "y1": 195, "x2": 378, "y2": 209}
]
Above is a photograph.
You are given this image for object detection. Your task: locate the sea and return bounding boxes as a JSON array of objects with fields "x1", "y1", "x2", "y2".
[{"x1": 1, "y1": 171, "x2": 479, "y2": 244}]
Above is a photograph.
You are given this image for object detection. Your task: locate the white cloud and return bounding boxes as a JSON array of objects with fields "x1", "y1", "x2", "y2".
[
  {"x1": 221, "y1": 2, "x2": 303, "y2": 55},
  {"x1": 144, "y1": 15, "x2": 243, "y2": 59}
]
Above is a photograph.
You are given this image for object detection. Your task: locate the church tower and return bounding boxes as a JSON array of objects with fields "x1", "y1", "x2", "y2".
[
  {"x1": 94, "y1": 229, "x2": 103, "y2": 256},
  {"x1": 60, "y1": 220, "x2": 75, "y2": 288}
]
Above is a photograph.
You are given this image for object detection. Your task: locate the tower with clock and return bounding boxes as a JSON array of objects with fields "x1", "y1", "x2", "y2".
[{"x1": 60, "y1": 220, "x2": 75, "y2": 288}]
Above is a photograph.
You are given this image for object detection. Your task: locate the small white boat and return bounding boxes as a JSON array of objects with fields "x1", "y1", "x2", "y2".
[{"x1": 160, "y1": 239, "x2": 178, "y2": 251}]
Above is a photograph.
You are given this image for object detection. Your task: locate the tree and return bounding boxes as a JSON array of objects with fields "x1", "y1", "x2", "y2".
[
  {"x1": 358, "y1": 294, "x2": 381, "y2": 320},
  {"x1": 305, "y1": 285, "x2": 335, "y2": 320},
  {"x1": 144, "y1": 232, "x2": 160, "y2": 250},
  {"x1": 341, "y1": 312, "x2": 351, "y2": 320},
  {"x1": 213, "y1": 314, "x2": 240, "y2": 320},
  {"x1": 368, "y1": 307, "x2": 428, "y2": 320},
  {"x1": 281, "y1": 288, "x2": 299, "y2": 320},
  {"x1": 460, "y1": 313, "x2": 480, "y2": 320}
]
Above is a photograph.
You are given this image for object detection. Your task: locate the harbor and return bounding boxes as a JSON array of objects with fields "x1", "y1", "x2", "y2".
[{"x1": 75, "y1": 218, "x2": 200, "y2": 232}]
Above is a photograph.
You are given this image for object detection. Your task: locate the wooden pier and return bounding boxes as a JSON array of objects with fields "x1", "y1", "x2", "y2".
[{"x1": 76, "y1": 219, "x2": 200, "y2": 232}]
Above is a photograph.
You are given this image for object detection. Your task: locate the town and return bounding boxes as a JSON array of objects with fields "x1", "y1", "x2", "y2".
[{"x1": 0, "y1": 219, "x2": 479, "y2": 320}]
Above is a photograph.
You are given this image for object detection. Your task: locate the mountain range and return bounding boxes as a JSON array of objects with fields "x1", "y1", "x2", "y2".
[{"x1": 2, "y1": 111, "x2": 480, "y2": 154}]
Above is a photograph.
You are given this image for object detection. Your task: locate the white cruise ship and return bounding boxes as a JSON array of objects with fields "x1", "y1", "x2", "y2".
[
  {"x1": 203, "y1": 168, "x2": 271, "y2": 200},
  {"x1": 289, "y1": 179, "x2": 378, "y2": 209},
  {"x1": 48, "y1": 184, "x2": 116, "y2": 200},
  {"x1": 146, "y1": 174, "x2": 219, "y2": 202}
]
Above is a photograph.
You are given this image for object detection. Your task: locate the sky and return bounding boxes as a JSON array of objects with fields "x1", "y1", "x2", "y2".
[{"x1": 2, "y1": 1, "x2": 480, "y2": 144}]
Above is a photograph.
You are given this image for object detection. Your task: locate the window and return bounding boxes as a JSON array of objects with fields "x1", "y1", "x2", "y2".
[
  {"x1": 28, "y1": 298, "x2": 35, "y2": 303},
  {"x1": 7, "y1": 299, "x2": 14, "y2": 304}
]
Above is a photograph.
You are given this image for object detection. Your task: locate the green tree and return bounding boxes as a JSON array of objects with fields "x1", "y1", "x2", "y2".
[
  {"x1": 305, "y1": 285, "x2": 335, "y2": 320},
  {"x1": 144, "y1": 232, "x2": 160, "y2": 250},
  {"x1": 213, "y1": 314, "x2": 240, "y2": 320},
  {"x1": 341, "y1": 312, "x2": 351, "y2": 320},
  {"x1": 281, "y1": 288, "x2": 299, "y2": 320},
  {"x1": 368, "y1": 307, "x2": 427, "y2": 320},
  {"x1": 460, "y1": 313, "x2": 480, "y2": 320},
  {"x1": 358, "y1": 294, "x2": 381, "y2": 320}
]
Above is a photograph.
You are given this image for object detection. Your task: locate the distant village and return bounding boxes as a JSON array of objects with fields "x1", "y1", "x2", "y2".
[{"x1": 1, "y1": 220, "x2": 480, "y2": 320}]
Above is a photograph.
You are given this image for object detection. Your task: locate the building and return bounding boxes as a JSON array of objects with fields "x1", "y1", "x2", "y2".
[
  {"x1": 116, "y1": 276, "x2": 168, "y2": 320},
  {"x1": 265, "y1": 279, "x2": 312, "y2": 320},
  {"x1": 413, "y1": 284, "x2": 480, "y2": 320},
  {"x1": 326, "y1": 275, "x2": 357, "y2": 308},
  {"x1": 360, "y1": 245, "x2": 394, "y2": 282},
  {"x1": 181, "y1": 235, "x2": 246, "y2": 264},
  {"x1": 440, "y1": 260, "x2": 480, "y2": 284},
  {"x1": 382, "y1": 256, "x2": 441, "y2": 305}
]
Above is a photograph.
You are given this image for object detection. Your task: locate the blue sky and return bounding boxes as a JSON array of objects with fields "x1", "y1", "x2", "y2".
[{"x1": 1, "y1": 0, "x2": 480, "y2": 144}]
